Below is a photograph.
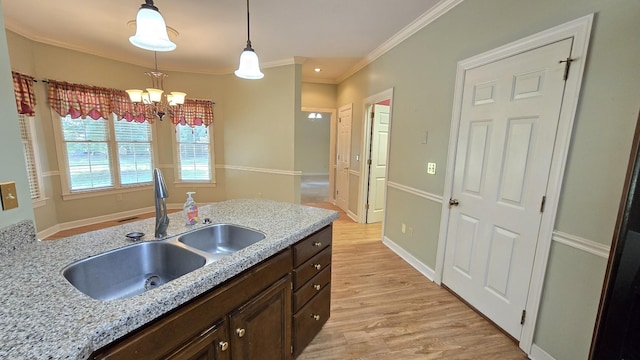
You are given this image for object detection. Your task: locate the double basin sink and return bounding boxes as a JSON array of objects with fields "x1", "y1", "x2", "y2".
[{"x1": 62, "y1": 224, "x2": 265, "y2": 301}]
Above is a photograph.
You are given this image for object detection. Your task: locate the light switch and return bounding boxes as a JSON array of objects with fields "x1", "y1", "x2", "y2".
[
  {"x1": 0, "y1": 182, "x2": 19, "y2": 210},
  {"x1": 427, "y1": 162, "x2": 437, "y2": 175}
]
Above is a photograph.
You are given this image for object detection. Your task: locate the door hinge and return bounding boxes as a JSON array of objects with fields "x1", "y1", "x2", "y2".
[
  {"x1": 371, "y1": 111, "x2": 375, "y2": 119},
  {"x1": 336, "y1": 189, "x2": 339, "y2": 195},
  {"x1": 559, "y1": 57, "x2": 574, "y2": 81},
  {"x1": 365, "y1": 203, "x2": 370, "y2": 210},
  {"x1": 367, "y1": 159, "x2": 372, "y2": 165},
  {"x1": 540, "y1": 195, "x2": 546, "y2": 213},
  {"x1": 520, "y1": 309, "x2": 526, "y2": 325}
]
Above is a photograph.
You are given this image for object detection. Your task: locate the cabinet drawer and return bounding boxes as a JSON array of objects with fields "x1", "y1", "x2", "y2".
[
  {"x1": 293, "y1": 266, "x2": 331, "y2": 312},
  {"x1": 293, "y1": 226, "x2": 332, "y2": 266},
  {"x1": 293, "y1": 247, "x2": 331, "y2": 290},
  {"x1": 293, "y1": 285, "x2": 331, "y2": 357}
]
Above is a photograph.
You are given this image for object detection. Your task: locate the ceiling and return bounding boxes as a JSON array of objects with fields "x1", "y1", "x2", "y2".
[{"x1": 1, "y1": 0, "x2": 443, "y2": 84}]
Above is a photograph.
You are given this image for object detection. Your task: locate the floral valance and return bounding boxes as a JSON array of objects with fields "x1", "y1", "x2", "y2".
[
  {"x1": 12, "y1": 71, "x2": 37, "y2": 116},
  {"x1": 172, "y1": 99, "x2": 215, "y2": 127}
]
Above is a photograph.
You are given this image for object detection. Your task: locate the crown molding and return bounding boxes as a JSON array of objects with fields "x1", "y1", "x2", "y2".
[{"x1": 337, "y1": 0, "x2": 463, "y2": 83}]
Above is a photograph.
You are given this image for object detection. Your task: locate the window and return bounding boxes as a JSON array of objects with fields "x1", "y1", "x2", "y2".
[
  {"x1": 114, "y1": 120, "x2": 153, "y2": 185},
  {"x1": 176, "y1": 124, "x2": 211, "y2": 181},
  {"x1": 18, "y1": 114, "x2": 42, "y2": 200},
  {"x1": 59, "y1": 115, "x2": 153, "y2": 192}
]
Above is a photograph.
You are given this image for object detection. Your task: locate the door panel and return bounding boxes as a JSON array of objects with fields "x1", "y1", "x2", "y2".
[
  {"x1": 366, "y1": 104, "x2": 390, "y2": 223},
  {"x1": 443, "y1": 38, "x2": 572, "y2": 339},
  {"x1": 336, "y1": 105, "x2": 351, "y2": 212}
]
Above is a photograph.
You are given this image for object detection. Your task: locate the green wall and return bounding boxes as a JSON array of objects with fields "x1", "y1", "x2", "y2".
[
  {"x1": 0, "y1": 7, "x2": 33, "y2": 228},
  {"x1": 337, "y1": 0, "x2": 640, "y2": 358}
]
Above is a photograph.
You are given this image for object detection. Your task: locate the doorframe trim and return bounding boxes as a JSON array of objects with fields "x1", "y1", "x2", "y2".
[
  {"x1": 434, "y1": 14, "x2": 593, "y2": 354},
  {"x1": 302, "y1": 107, "x2": 337, "y2": 204},
  {"x1": 358, "y1": 88, "x2": 394, "y2": 224}
]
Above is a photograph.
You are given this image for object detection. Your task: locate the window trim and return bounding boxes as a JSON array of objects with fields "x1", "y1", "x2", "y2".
[
  {"x1": 171, "y1": 123, "x2": 216, "y2": 184},
  {"x1": 51, "y1": 109, "x2": 159, "y2": 199}
]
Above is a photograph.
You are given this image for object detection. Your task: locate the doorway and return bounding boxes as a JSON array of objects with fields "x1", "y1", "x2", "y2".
[
  {"x1": 300, "y1": 108, "x2": 335, "y2": 204},
  {"x1": 360, "y1": 89, "x2": 393, "y2": 224}
]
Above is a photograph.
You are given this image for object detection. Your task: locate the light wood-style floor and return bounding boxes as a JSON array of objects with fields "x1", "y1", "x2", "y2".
[
  {"x1": 298, "y1": 203, "x2": 528, "y2": 360},
  {"x1": 46, "y1": 202, "x2": 528, "y2": 359}
]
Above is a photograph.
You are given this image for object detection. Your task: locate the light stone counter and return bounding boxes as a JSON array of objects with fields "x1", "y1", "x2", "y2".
[{"x1": 0, "y1": 199, "x2": 338, "y2": 359}]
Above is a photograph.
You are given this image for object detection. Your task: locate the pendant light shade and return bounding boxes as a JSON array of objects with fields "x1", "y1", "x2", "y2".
[
  {"x1": 235, "y1": 47, "x2": 264, "y2": 79},
  {"x1": 235, "y1": 0, "x2": 264, "y2": 80},
  {"x1": 129, "y1": 1, "x2": 176, "y2": 52}
]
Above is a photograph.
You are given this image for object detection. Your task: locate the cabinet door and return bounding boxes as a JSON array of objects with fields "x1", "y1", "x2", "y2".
[
  {"x1": 229, "y1": 275, "x2": 292, "y2": 360},
  {"x1": 165, "y1": 320, "x2": 231, "y2": 360}
]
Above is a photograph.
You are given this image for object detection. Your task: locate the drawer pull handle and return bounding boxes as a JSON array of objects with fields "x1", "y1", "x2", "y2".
[
  {"x1": 313, "y1": 264, "x2": 322, "y2": 270},
  {"x1": 313, "y1": 284, "x2": 321, "y2": 291},
  {"x1": 312, "y1": 314, "x2": 321, "y2": 321},
  {"x1": 313, "y1": 241, "x2": 322, "y2": 247},
  {"x1": 236, "y1": 328, "x2": 246, "y2": 337},
  {"x1": 219, "y1": 341, "x2": 229, "y2": 351}
]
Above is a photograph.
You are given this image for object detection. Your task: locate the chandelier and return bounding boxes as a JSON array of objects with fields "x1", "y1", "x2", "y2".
[{"x1": 126, "y1": 52, "x2": 186, "y2": 121}]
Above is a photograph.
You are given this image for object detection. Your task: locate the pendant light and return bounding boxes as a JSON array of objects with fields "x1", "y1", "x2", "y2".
[
  {"x1": 235, "y1": 0, "x2": 264, "y2": 79},
  {"x1": 129, "y1": 0, "x2": 176, "y2": 52}
]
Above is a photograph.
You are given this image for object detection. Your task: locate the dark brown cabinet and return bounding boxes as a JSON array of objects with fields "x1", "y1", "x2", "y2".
[
  {"x1": 92, "y1": 225, "x2": 333, "y2": 360},
  {"x1": 165, "y1": 320, "x2": 230, "y2": 360},
  {"x1": 229, "y1": 276, "x2": 291, "y2": 360},
  {"x1": 291, "y1": 225, "x2": 332, "y2": 357}
]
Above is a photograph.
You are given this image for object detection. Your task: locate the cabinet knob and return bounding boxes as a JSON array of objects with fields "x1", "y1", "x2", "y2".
[
  {"x1": 312, "y1": 314, "x2": 321, "y2": 321},
  {"x1": 218, "y1": 341, "x2": 229, "y2": 351},
  {"x1": 236, "y1": 328, "x2": 246, "y2": 338},
  {"x1": 313, "y1": 241, "x2": 322, "y2": 247},
  {"x1": 313, "y1": 264, "x2": 322, "y2": 270},
  {"x1": 313, "y1": 284, "x2": 321, "y2": 291}
]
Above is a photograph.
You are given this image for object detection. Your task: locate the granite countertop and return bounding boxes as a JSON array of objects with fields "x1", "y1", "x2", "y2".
[{"x1": 0, "y1": 199, "x2": 338, "y2": 359}]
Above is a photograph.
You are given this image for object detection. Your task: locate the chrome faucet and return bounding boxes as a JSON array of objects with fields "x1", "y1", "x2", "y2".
[{"x1": 153, "y1": 168, "x2": 169, "y2": 238}]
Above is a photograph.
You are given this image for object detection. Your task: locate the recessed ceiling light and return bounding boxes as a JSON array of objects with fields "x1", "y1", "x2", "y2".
[{"x1": 314, "y1": 68, "x2": 322, "y2": 73}]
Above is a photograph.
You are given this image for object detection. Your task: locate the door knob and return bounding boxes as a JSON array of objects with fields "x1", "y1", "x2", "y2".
[
  {"x1": 218, "y1": 341, "x2": 229, "y2": 351},
  {"x1": 449, "y1": 198, "x2": 460, "y2": 207}
]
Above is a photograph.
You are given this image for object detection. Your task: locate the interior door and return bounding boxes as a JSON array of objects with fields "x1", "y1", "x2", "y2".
[
  {"x1": 442, "y1": 38, "x2": 572, "y2": 339},
  {"x1": 366, "y1": 104, "x2": 390, "y2": 223},
  {"x1": 335, "y1": 105, "x2": 352, "y2": 212}
]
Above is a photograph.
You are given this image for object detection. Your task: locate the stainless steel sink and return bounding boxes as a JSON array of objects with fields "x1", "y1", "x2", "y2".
[
  {"x1": 178, "y1": 224, "x2": 265, "y2": 256},
  {"x1": 62, "y1": 242, "x2": 206, "y2": 301}
]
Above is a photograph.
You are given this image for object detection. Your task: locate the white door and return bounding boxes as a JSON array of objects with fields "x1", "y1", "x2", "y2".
[
  {"x1": 442, "y1": 38, "x2": 572, "y2": 339},
  {"x1": 366, "y1": 104, "x2": 390, "y2": 223},
  {"x1": 335, "y1": 105, "x2": 352, "y2": 212}
]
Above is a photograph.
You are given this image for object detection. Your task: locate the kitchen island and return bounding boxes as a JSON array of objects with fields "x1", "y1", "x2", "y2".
[{"x1": 0, "y1": 199, "x2": 338, "y2": 359}]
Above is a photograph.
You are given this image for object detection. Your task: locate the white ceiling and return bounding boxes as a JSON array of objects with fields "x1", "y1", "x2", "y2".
[{"x1": 1, "y1": 0, "x2": 443, "y2": 84}]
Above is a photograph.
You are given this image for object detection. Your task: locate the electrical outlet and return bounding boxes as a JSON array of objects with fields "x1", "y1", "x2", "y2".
[
  {"x1": 0, "y1": 182, "x2": 18, "y2": 210},
  {"x1": 427, "y1": 162, "x2": 437, "y2": 175},
  {"x1": 408, "y1": 227, "x2": 414, "y2": 237}
]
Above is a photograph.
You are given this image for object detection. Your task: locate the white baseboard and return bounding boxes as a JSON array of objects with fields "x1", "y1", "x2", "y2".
[
  {"x1": 383, "y1": 236, "x2": 436, "y2": 281},
  {"x1": 37, "y1": 203, "x2": 183, "y2": 240},
  {"x1": 347, "y1": 210, "x2": 359, "y2": 223},
  {"x1": 529, "y1": 344, "x2": 556, "y2": 360}
]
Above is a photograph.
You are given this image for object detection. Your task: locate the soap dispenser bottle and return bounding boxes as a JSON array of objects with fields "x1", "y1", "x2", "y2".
[{"x1": 183, "y1": 192, "x2": 199, "y2": 225}]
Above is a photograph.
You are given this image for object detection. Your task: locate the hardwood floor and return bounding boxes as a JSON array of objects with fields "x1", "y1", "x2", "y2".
[
  {"x1": 45, "y1": 202, "x2": 528, "y2": 359},
  {"x1": 299, "y1": 203, "x2": 528, "y2": 359}
]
